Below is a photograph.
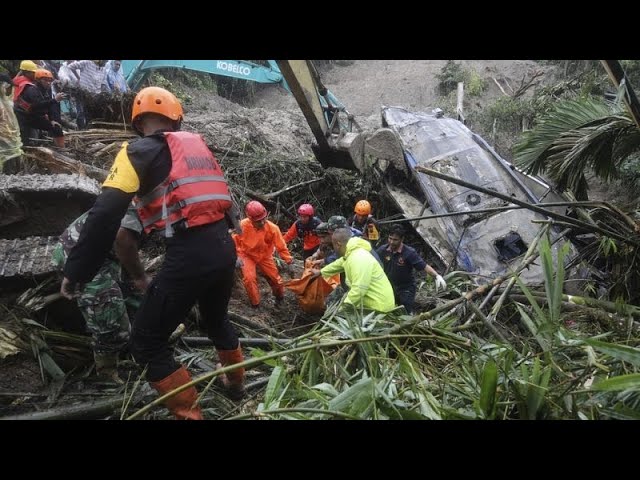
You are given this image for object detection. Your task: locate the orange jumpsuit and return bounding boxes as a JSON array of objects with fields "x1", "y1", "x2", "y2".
[{"x1": 233, "y1": 218, "x2": 293, "y2": 306}]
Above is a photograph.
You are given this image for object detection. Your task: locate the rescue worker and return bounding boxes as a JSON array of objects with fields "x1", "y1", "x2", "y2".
[
  {"x1": 34, "y1": 69, "x2": 65, "y2": 147},
  {"x1": 283, "y1": 203, "x2": 322, "y2": 260},
  {"x1": 308, "y1": 222, "x2": 334, "y2": 266},
  {"x1": 234, "y1": 200, "x2": 295, "y2": 308},
  {"x1": 53, "y1": 207, "x2": 148, "y2": 383},
  {"x1": 349, "y1": 200, "x2": 381, "y2": 244},
  {"x1": 376, "y1": 223, "x2": 447, "y2": 314},
  {"x1": 311, "y1": 228, "x2": 395, "y2": 313},
  {"x1": 13, "y1": 62, "x2": 66, "y2": 147},
  {"x1": 60, "y1": 87, "x2": 245, "y2": 419},
  {"x1": 323, "y1": 215, "x2": 381, "y2": 266}
]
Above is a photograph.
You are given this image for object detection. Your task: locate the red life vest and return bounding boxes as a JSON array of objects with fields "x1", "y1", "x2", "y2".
[
  {"x1": 134, "y1": 131, "x2": 232, "y2": 236},
  {"x1": 12, "y1": 75, "x2": 35, "y2": 112}
]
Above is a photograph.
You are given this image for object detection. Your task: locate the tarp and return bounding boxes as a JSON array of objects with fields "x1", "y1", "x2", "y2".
[{"x1": 0, "y1": 84, "x2": 22, "y2": 168}]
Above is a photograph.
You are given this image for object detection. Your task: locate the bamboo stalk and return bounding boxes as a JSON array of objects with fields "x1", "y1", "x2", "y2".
[
  {"x1": 415, "y1": 166, "x2": 638, "y2": 246},
  {"x1": 1, "y1": 396, "x2": 124, "y2": 420},
  {"x1": 182, "y1": 336, "x2": 290, "y2": 348},
  {"x1": 228, "y1": 311, "x2": 284, "y2": 338},
  {"x1": 227, "y1": 407, "x2": 361, "y2": 421},
  {"x1": 506, "y1": 294, "x2": 640, "y2": 319},
  {"x1": 466, "y1": 301, "x2": 508, "y2": 342},
  {"x1": 377, "y1": 201, "x2": 609, "y2": 225}
]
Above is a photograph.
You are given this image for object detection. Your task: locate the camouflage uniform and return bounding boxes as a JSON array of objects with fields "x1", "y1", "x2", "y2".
[{"x1": 52, "y1": 207, "x2": 143, "y2": 355}]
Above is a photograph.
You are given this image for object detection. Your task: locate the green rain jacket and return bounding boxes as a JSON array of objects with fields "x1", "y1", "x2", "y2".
[{"x1": 320, "y1": 237, "x2": 395, "y2": 312}]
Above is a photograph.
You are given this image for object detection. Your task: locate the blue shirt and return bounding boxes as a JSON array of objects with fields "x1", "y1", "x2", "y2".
[
  {"x1": 104, "y1": 65, "x2": 128, "y2": 93},
  {"x1": 376, "y1": 243, "x2": 427, "y2": 288}
]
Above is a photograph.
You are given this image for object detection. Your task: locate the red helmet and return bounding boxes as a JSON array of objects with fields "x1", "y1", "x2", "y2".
[
  {"x1": 297, "y1": 203, "x2": 314, "y2": 216},
  {"x1": 246, "y1": 201, "x2": 267, "y2": 221},
  {"x1": 354, "y1": 200, "x2": 372, "y2": 216}
]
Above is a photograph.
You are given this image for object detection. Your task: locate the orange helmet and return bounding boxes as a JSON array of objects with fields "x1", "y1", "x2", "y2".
[
  {"x1": 35, "y1": 69, "x2": 53, "y2": 80},
  {"x1": 131, "y1": 86, "x2": 183, "y2": 124},
  {"x1": 354, "y1": 200, "x2": 371, "y2": 216},
  {"x1": 246, "y1": 201, "x2": 267, "y2": 221}
]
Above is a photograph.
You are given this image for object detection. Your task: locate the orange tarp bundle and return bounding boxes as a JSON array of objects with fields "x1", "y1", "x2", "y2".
[{"x1": 285, "y1": 260, "x2": 339, "y2": 314}]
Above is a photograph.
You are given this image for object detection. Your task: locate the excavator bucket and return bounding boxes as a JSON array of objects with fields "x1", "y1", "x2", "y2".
[{"x1": 312, "y1": 132, "x2": 363, "y2": 170}]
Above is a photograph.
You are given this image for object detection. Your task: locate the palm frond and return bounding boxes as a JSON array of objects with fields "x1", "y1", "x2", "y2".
[
  {"x1": 514, "y1": 97, "x2": 614, "y2": 175},
  {"x1": 514, "y1": 97, "x2": 640, "y2": 199}
]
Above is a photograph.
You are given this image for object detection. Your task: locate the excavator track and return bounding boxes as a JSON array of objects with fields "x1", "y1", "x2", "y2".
[
  {"x1": 0, "y1": 236, "x2": 59, "y2": 280},
  {"x1": 0, "y1": 174, "x2": 101, "y2": 239},
  {"x1": 0, "y1": 173, "x2": 101, "y2": 195}
]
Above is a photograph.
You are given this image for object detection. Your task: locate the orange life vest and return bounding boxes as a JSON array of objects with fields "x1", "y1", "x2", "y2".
[
  {"x1": 134, "y1": 131, "x2": 232, "y2": 236},
  {"x1": 12, "y1": 75, "x2": 35, "y2": 112}
]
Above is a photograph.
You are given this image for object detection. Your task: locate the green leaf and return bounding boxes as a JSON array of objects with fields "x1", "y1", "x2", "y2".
[
  {"x1": 598, "y1": 406, "x2": 640, "y2": 420},
  {"x1": 591, "y1": 373, "x2": 640, "y2": 391},
  {"x1": 583, "y1": 339, "x2": 640, "y2": 367},
  {"x1": 263, "y1": 365, "x2": 286, "y2": 409},
  {"x1": 328, "y1": 377, "x2": 375, "y2": 416},
  {"x1": 478, "y1": 359, "x2": 498, "y2": 419},
  {"x1": 312, "y1": 383, "x2": 339, "y2": 398},
  {"x1": 516, "y1": 304, "x2": 550, "y2": 351},
  {"x1": 250, "y1": 348, "x2": 279, "y2": 368}
]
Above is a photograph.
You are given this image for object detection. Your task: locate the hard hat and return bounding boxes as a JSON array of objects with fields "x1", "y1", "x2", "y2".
[
  {"x1": 297, "y1": 203, "x2": 314, "y2": 216},
  {"x1": 35, "y1": 69, "x2": 53, "y2": 80},
  {"x1": 327, "y1": 215, "x2": 348, "y2": 231},
  {"x1": 19, "y1": 60, "x2": 38, "y2": 73},
  {"x1": 131, "y1": 86, "x2": 183, "y2": 125},
  {"x1": 314, "y1": 222, "x2": 330, "y2": 235},
  {"x1": 354, "y1": 200, "x2": 371, "y2": 216},
  {"x1": 246, "y1": 201, "x2": 267, "y2": 222}
]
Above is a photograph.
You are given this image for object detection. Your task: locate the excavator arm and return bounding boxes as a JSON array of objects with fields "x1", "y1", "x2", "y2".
[
  {"x1": 122, "y1": 60, "x2": 286, "y2": 91},
  {"x1": 275, "y1": 60, "x2": 363, "y2": 170}
]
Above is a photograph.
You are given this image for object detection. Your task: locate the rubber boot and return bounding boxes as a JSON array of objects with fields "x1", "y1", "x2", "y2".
[
  {"x1": 53, "y1": 136, "x2": 65, "y2": 148},
  {"x1": 150, "y1": 366, "x2": 203, "y2": 420},
  {"x1": 94, "y1": 351, "x2": 123, "y2": 385},
  {"x1": 217, "y1": 345, "x2": 246, "y2": 401}
]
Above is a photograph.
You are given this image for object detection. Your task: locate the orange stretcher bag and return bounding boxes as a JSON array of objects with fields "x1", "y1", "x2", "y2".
[{"x1": 285, "y1": 270, "x2": 336, "y2": 314}]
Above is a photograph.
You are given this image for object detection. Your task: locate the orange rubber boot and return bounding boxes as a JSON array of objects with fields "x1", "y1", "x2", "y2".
[
  {"x1": 150, "y1": 366, "x2": 203, "y2": 420},
  {"x1": 217, "y1": 345, "x2": 246, "y2": 400}
]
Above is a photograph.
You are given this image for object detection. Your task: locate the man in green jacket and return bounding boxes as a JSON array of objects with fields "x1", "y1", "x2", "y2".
[{"x1": 311, "y1": 227, "x2": 395, "y2": 313}]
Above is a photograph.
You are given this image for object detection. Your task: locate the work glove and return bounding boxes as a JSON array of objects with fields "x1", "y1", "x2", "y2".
[
  {"x1": 236, "y1": 258, "x2": 244, "y2": 269},
  {"x1": 435, "y1": 274, "x2": 447, "y2": 292}
]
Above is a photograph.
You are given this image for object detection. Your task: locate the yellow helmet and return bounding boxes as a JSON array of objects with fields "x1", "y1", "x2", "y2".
[{"x1": 19, "y1": 60, "x2": 38, "y2": 73}]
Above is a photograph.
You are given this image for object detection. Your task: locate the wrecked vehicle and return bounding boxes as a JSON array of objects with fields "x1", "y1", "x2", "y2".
[{"x1": 373, "y1": 106, "x2": 578, "y2": 282}]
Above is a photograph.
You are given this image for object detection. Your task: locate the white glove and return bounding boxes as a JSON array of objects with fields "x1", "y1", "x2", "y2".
[{"x1": 435, "y1": 274, "x2": 447, "y2": 292}]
